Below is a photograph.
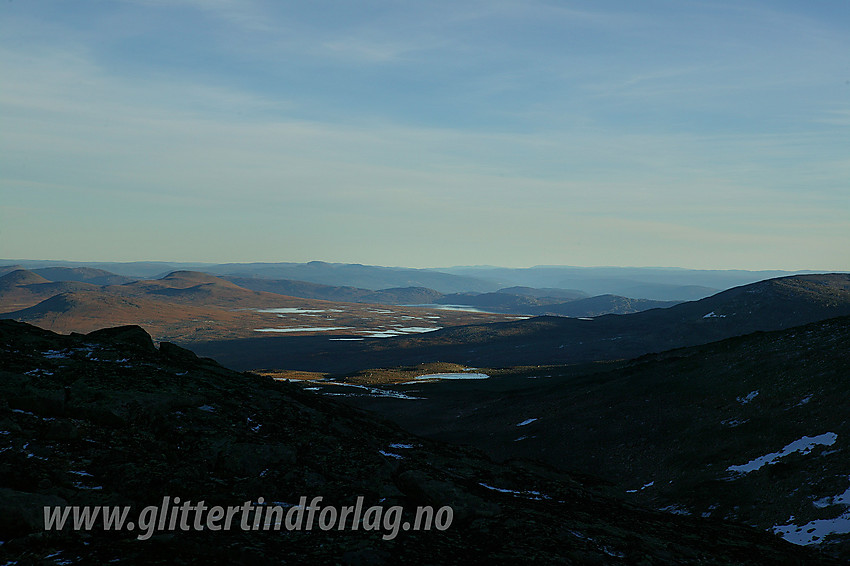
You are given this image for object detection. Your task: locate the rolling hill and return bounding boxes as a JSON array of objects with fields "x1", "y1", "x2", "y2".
[
  {"x1": 190, "y1": 273, "x2": 850, "y2": 373},
  {"x1": 0, "y1": 271, "x2": 524, "y2": 343}
]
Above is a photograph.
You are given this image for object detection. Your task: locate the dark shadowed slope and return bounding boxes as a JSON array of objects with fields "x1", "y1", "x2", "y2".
[
  {"x1": 0, "y1": 320, "x2": 837, "y2": 564},
  {"x1": 340, "y1": 315, "x2": 850, "y2": 558}
]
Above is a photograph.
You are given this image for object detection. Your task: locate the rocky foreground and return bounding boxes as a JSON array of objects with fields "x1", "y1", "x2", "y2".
[{"x1": 0, "y1": 320, "x2": 838, "y2": 564}]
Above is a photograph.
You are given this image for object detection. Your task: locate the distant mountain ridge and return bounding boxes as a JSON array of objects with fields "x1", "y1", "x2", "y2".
[
  {"x1": 192, "y1": 273, "x2": 850, "y2": 373},
  {"x1": 4, "y1": 259, "x2": 830, "y2": 300}
]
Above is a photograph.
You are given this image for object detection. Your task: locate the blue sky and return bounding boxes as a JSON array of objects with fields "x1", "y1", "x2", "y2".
[{"x1": 1, "y1": 0, "x2": 848, "y2": 269}]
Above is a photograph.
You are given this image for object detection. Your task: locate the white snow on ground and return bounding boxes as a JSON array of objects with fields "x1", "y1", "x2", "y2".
[
  {"x1": 388, "y1": 443, "x2": 414, "y2": 449},
  {"x1": 42, "y1": 350, "x2": 69, "y2": 359},
  {"x1": 727, "y1": 432, "x2": 838, "y2": 474},
  {"x1": 254, "y1": 327, "x2": 353, "y2": 332},
  {"x1": 737, "y1": 390, "x2": 759, "y2": 404},
  {"x1": 774, "y1": 494, "x2": 850, "y2": 545},
  {"x1": 478, "y1": 482, "x2": 551, "y2": 501},
  {"x1": 413, "y1": 372, "x2": 490, "y2": 380},
  {"x1": 69, "y1": 470, "x2": 93, "y2": 477},
  {"x1": 328, "y1": 337, "x2": 364, "y2": 341},
  {"x1": 379, "y1": 450, "x2": 404, "y2": 459},
  {"x1": 24, "y1": 369, "x2": 54, "y2": 376},
  {"x1": 796, "y1": 394, "x2": 814, "y2": 406},
  {"x1": 309, "y1": 382, "x2": 424, "y2": 400},
  {"x1": 813, "y1": 482, "x2": 850, "y2": 509},
  {"x1": 516, "y1": 418, "x2": 538, "y2": 427},
  {"x1": 660, "y1": 504, "x2": 691, "y2": 516},
  {"x1": 11, "y1": 409, "x2": 37, "y2": 417},
  {"x1": 703, "y1": 311, "x2": 726, "y2": 318},
  {"x1": 197, "y1": 405, "x2": 216, "y2": 413},
  {"x1": 626, "y1": 481, "x2": 655, "y2": 493}
]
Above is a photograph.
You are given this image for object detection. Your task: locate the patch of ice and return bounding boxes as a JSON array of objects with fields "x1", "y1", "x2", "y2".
[
  {"x1": 727, "y1": 432, "x2": 838, "y2": 474},
  {"x1": 406, "y1": 304, "x2": 497, "y2": 313},
  {"x1": 414, "y1": 372, "x2": 490, "y2": 380},
  {"x1": 359, "y1": 326, "x2": 442, "y2": 339},
  {"x1": 197, "y1": 405, "x2": 216, "y2": 413},
  {"x1": 388, "y1": 443, "x2": 414, "y2": 449},
  {"x1": 379, "y1": 450, "x2": 404, "y2": 459},
  {"x1": 516, "y1": 418, "x2": 538, "y2": 427}
]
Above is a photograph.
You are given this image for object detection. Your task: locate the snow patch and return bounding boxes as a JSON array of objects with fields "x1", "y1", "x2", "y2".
[
  {"x1": 773, "y1": 508, "x2": 850, "y2": 545},
  {"x1": 478, "y1": 482, "x2": 551, "y2": 500},
  {"x1": 737, "y1": 390, "x2": 759, "y2": 404},
  {"x1": 516, "y1": 418, "x2": 538, "y2": 427},
  {"x1": 727, "y1": 432, "x2": 838, "y2": 474}
]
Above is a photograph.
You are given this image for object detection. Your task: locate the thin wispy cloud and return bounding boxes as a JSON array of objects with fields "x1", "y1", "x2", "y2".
[{"x1": 0, "y1": 0, "x2": 847, "y2": 269}]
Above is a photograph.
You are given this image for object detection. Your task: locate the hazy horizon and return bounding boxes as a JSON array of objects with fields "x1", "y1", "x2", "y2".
[
  {"x1": 2, "y1": 1, "x2": 848, "y2": 270},
  {"x1": 0, "y1": 256, "x2": 837, "y2": 274}
]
